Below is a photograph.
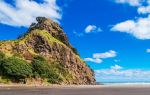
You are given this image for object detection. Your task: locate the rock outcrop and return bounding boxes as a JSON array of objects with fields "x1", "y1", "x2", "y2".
[{"x1": 0, "y1": 17, "x2": 96, "y2": 85}]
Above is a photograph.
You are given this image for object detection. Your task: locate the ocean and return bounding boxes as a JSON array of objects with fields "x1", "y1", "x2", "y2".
[{"x1": 97, "y1": 81, "x2": 150, "y2": 85}]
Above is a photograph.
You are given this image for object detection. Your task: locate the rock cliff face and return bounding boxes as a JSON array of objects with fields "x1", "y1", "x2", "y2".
[
  {"x1": 0, "y1": 17, "x2": 96, "y2": 85},
  {"x1": 29, "y1": 17, "x2": 72, "y2": 48}
]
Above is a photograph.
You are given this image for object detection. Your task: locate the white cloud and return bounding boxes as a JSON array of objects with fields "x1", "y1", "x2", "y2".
[
  {"x1": 73, "y1": 25, "x2": 102, "y2": 37},
  {"x1": 84, "y1": 50, "x2": 117, "y2": 64},
  {"x1": 0, "y1": 0, "x2": 61, "y2": 27},
  {"x1": 112, "y1": 0, "x2": 150, "y2": 40},
  {"x1": 146, "y1": 49, "x2": 150, "y2": 53},
  {"x1": 84, "y1": 58, "x2": 103, "y2": 63},
  {"x1": 85, "y1": 25, "x2": 102, "y2": 33},
  {"x1": 137, "y1": 0, "x2": 150, "y2": 14},
  {"x1": 114, "y1": 0, "x2": 142, "y2": 6},
  {"x1": 138, "y1": 6, "x2": 150, "y2": 14},
  {"x1": 111, "y1": 16, "x2": 150, "y2": 40},
  {"x1": 73, "y1": 31, "x2": 84, "y2": 37},
  {"x1": 111, "y1": 64, "x2": 123, "y2": 70},
  {"x1": 93, "y1": 50, "x2": 117, "y2": 59},
  {"x1": 95, "y1": 65, "x2": 150, "y2": 81}
]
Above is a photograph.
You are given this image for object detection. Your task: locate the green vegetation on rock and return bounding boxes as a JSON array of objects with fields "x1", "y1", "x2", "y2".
[
  {"x1": 0, "y1": 56, "x2": 32, "y2": 83},
  {"x1": 32, "y1": 56, "x2": 63, "y2": 84},
  {"x1": 0, "y1": 17, "x2": 96, "y2": 85},
  {"x1": 0, "y1": 54, "x2": 73, "y2": 84}
]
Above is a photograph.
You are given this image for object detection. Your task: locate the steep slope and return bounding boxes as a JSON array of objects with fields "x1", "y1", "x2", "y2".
[{"x1": 0, "y1": 17, "x2": 96, "y2": 85}]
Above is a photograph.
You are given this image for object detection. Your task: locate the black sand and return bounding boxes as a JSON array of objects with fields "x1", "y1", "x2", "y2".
[{"x1": 0, "y1": 86, "x2": 150, "y2": 95}]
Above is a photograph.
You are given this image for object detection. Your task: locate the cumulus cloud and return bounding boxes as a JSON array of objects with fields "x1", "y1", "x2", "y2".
[
  {"x1": 112, "y1": 0, "x2": 150, "y2": 40},
  {"x1": 73, "y1": 25, "x2": 102, "y2": 37},
  {"x1": 111, "y1": 16, "x2": 150, "y2": 40},
  {"x1": 138, "y1": 0, "x2": 150, "y2": 14},
  {"x1": 93, "y1": 50, "x2": 117, "y2": 59},
  {"x1": 114, "y1": 0, "x2": 142, "y2": 6},
  {"x1": 111, "y1": 64, "x2": 123, "y2": 70},
  {"x1": 85, "y1": 25, "x2": 102, "y2": 33},
  {"x1": 0, "y1": 0, "x2": 61, "y2": 27},
  {"x1": 138, "y1": 6, "x2": 150, "y2": 14},
  {"x1": 114, "y1": 0, "x2": 150, "y2": 14},
  {"x1": 84, "y1": 58, "x2": 103, "y2": 63},
  {"x1": 84, "y1": 50, "x2": 117, "y2": 63},
  {"x1": 146, "y1": 49, "x2": 150, "y2": 53},
  {"x1": 95, "y1": 65, "x2": 150, "y2": 81}
]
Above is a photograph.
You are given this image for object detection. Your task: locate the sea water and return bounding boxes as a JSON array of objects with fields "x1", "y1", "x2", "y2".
[{"x1": 97, "y1": 81, "x2": 150, "y2": 85}]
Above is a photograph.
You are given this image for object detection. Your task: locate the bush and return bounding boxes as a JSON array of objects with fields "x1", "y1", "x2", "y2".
[
  {"x1": 1, "y1": 56, "x2": 32, "y2": 82},
  {"x1": 32, "y1": 56, "x2": 62, "y2": 84},
  {"x1": 0, "y1": 54, "x2": 71, "y2": 84},
  {"x1": 71, "y1": 47, "x2": 79, "y2": 55},
  {"x1": 0, "y1": 52, "x2": 5, "y2": 60},
  {"x1": 0, "y1": 52, "x2": 5, "y2": 75},
  {"x1": 32, "y1": 55, "x2": 46, "y2": 62},
  {"x1": 51, "y1": 62, "x2": 68, "y2": 76},
  {"x1": 50, "y1": 62, "x2": 73, "y2": 82},
  {"x1": 32, "y1": 56, "x2": 50, "y2": 78}
]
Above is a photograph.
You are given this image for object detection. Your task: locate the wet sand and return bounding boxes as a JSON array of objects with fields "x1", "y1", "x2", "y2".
[{"x1": 0, "y1": 85, "x2": 150, "y2": 95}]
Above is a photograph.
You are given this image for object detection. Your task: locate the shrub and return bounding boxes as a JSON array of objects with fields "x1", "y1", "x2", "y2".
[
  {"x1": 51, "y1": 62, "x2": 68, "y2": 76},
  {"x1": 32, "y1": 56, "x2": 50, "y2": 78},
  {"x1": 1, "y1": 56, "x2": 32, "y2": 82},
  {"x1": 71, "y1": 47, "x2": 79, "y2": 55},
  {"x1": 50, "y1": 62, "x2": 73, "y2": 81},
  {"x1": 32, "y1": 56, "x2": 62, "y2": 84},
  {"x1": 0, "y1": 52, "x2": 5, "y2": 75},
  {"x1": 0, "y1": 52, "x2": 5, "y2": 60},
  {"x1": 32, "y1": 55, "x2": 46, "y2": 62}
]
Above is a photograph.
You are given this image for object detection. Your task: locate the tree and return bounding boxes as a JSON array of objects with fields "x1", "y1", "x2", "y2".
[
  {"x1": 0, "y1": 52, "x2": 5, "y2": 75},
  {"x1": 32, "y1": 56, "x2": 62, "y2": 83},
  {"x1": 1, "y1": 56, "x2": 32, "y2": 82}
]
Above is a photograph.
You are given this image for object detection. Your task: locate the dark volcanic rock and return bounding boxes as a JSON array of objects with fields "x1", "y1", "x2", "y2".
[{"x1": 30, "y1": 17, "x2": 72, "y2": 48}]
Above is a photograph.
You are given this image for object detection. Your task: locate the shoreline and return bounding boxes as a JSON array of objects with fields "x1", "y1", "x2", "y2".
[
  {"x1": 1, "y1": 84, "x2": 150, "y2": 88},
  {"x1": 1, "y1": 84, "x2": 150, "y2": 95}
]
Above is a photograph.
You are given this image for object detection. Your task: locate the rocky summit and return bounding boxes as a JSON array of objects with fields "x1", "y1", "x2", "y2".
[{"x1": 0, "y1": 17, "x2": 96, "y2": 85}]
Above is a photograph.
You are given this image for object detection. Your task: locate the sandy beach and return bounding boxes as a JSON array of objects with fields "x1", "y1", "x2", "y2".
[{"x1": 0, "y1": 85, "x2": 150, "y2": 95}]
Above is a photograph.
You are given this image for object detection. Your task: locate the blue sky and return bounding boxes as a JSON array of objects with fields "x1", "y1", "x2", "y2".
[{"x1": 1, "y1": 0, "x2": 150, "y2": 82}]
